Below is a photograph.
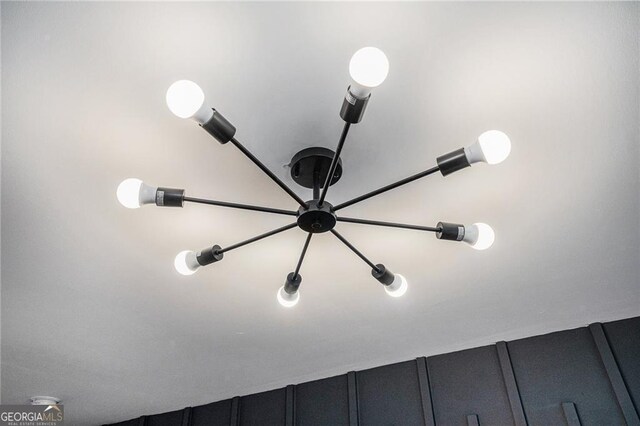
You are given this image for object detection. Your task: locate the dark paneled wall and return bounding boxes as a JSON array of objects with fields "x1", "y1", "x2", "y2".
[{"x1": 107, "y1": 316, "x2": 640, "y2": 426}]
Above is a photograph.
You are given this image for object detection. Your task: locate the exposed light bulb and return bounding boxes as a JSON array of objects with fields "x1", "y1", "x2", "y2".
[
  {"x1": 348, "y1": 47, "x2": 389, "y2": 98},
  {"x1": 384, "y1": 274, "x2": 408, "y2": 297},
  {"x1": 464, "y1": 130, "x2": 511, "y2": 165},
  {"x1": 166, "y1": 80, "x2": 214, "y2": 124},
  {"x1": 277, "y1": 285, "x2": 299, "y2": 308},
  {"x1": 463, "y1": 223, "x2": 495, "y2": 250},
  {"x1": 117, "y1": 178, "x2": 157, "y2": 209},
  {"x1": 174, "y1": 250, "x2": 200, "y2": 275},
  {"x1": 117, "y1": 178, "x2": 143, "y2": 209}
]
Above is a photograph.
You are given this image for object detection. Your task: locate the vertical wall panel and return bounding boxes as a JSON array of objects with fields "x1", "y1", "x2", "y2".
[
  {"x1": 427, "y1": 345, "x2": 515, "y2": 426},
  {"x1": 347, "y1": 371, "x2": 359, "y2": 426},
  {"x1": 285, "y1": 385, "x2": 295, "y2": 426},
  {"x1": 603, "y1": 317, "x2": 640, "y2": 413},
  {"x1": 508, "y1": 327, "x2": 625, "y2": 425},
  {"x1": 295, "y1": 374, "x2": 349, "y2": 426},
  {"x1": 230, "y1": 397, "x2": 239, "y2": 426},
  {"x1": 181, "y1": 408, "x2": 191, "y2": 426},
  {"x1": 415, "y1": 357, "x2": 435, "y2": 426},
  {"x1": 590, "y1": 323, "x2": 640, "y2": 425},
  {"x1": 496, "y1": 342, "x2": 527, "y2": 426},
  {"x1": 190, "y1": 399, "x2": 232, "y2": 426},
  {"x1": 146, "y1": 409, "x2": 184, "y2": 426},
  {"x1": 239, "y1": 388, "x2": 286, "y2": 426},
  {"x1": 356, "y1": 360, "x2": 424, "y2": 425}
]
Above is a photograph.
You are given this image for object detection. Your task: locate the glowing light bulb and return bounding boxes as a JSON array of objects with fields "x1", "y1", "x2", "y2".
[
  {"x1": 174, "y1": 250, "x2": 200, "y2": 275},
  {"x1": 463, "y1": 223, "x2": 495, "y2": 250},
  {"x1": 465, "y1": 130, "x2": 511, "y2": 165},
  {"x1": 166, "y1": 80, "x2": 213, "y2": 124},
  {"x1": 384, "y1": 274, "x2": 408, "y2": 297},
  {"x1": 117, "y1": 178, "x2": 157, "y2": 209},
  {"x1": 117, "y1": 178, "x2": 143, "y2": 209},
  {"x1": 478, "y1": 131, "x2": 511, "y2": 164},
  {"x1": 348, "y1": 47, "x2": 389, "y2": 98},
  {"x1": 277, "y1": 285, "x2": 299, "y2": 307}
]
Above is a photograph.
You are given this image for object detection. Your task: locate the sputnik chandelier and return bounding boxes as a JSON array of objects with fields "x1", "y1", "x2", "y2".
[{"x1": 117, "y1": 47, "x2": 511, "y2": 307}]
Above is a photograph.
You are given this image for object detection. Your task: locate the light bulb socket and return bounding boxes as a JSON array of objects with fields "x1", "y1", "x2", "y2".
[
  {"x1": 371, "y1": 263, "x2": 395, "y2": 286},
  {"x1": 196, "y1": 245, "x2": 224, "y2": 266},
  {"x1": 340, "y1": 87, "x2": 370, "y2": 124},
  {"x1": 201, "y1": 109, "x2": 236, "y2": 144},
  {"x1": 436, "y1": 148, "x2": 471, "y2": 176},
  {"x1": 155, "y1": 187, "x2": 185, "y2": 207},
  {"x1": 436, "y1": 222, "x2": 465, "y2": 241},
  {"x1": 284, "y1": 272, "x2": 302, "y2": 294}
]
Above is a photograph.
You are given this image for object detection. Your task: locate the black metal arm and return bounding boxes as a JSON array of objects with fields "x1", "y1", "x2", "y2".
[
  {"x1": 229, "y1": 137, "x2": 307, "y2": 208},
  {"x1": 318, "y1": 122, "x2": 351, "y2": 206},
  {"x1": 337, "y1": 217, "x2": 440, "y2": 233},
  {"x1": 293, "y1": 233, "x2": 313, "y2": 279},
  {"x1": 333, "y1": 165, "x2": 440, "y2": 211},
  {"x1": 217, "y1": 223, "x2": 297, "y2": 254},
  {"x1": 184, "y1": 196, "x2": 298, "y2": 217},
  {"x1": 330, "y1": 229, "x2": 382, "y2": 273}
]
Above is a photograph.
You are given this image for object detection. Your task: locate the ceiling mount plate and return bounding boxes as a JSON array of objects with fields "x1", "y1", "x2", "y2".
[
  {"x1": 290, "y1": 147, "x2": 343, "y2": 189},
  {"x1": 30, "y1": 396, "x2": 62, "y2": 406}
]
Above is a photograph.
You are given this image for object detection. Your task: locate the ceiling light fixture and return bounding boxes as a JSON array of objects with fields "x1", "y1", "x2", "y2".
[{"x1": 117, "y1": 47, "x2": 511, "y2": 307}]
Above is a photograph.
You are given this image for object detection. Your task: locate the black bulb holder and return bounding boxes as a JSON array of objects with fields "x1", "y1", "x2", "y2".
[
  {"x1": 437, "y1": 148, "x2": 471, "y2": 176},
  {"x1": 284, "y1": 272, "x2": 302, "y2": 294},
  {"x1": 201, "y1": 109, "x2": 236, "y2": 144},
  {"x1": 339, "y1": 87, "x2": 370, "y2": 124},
  {"x1": 155, "y1": 187, "x2": 185, "y2": 207},
  {"x1": 436, "y1": 222, "x2": 465, "y2": 241},
  {"x1": 371, "y1": 264, "x2": 395, "y2": 286},
  {"x1": 196, "y1": 245, "x2": 224, "y2": 266}
]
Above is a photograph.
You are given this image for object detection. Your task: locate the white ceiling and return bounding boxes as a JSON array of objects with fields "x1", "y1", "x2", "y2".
[{"x1": 2, "y1": 2, "x2": 639, "y2": 424}]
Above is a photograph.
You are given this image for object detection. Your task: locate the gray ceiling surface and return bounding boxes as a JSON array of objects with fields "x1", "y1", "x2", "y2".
[{"x1": 1, "y1": 2, "x2": 639, "y2": 425}]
